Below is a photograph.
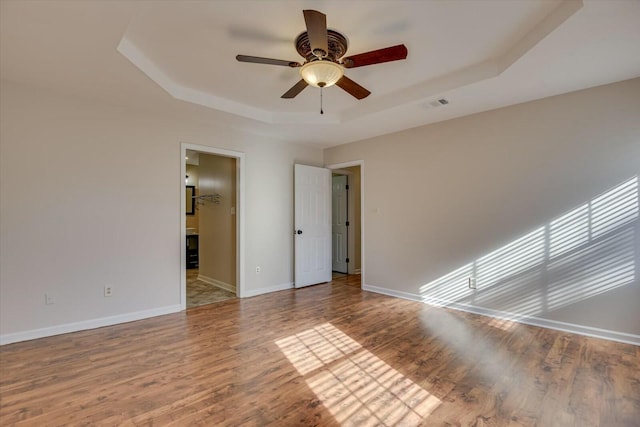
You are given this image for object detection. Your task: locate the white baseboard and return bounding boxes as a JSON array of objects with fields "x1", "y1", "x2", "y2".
[
  {"x1": 353, "y1": 269, "x2": 362, "y2": 274},
  {"x1": 243, "y1": 282, "x2": 293, "y2": 298},
  {"x1": 363, "y1": 284, "x2": 422, "y2": 302},
  {"x1": 363, "y1": 284, "x2": 640, "y2": 346},
  {"x1": 0, "y1": 304, "x2": 182, "y2": 346},
  {"x1": 198, "y1": 274, "x2": 236, "y2": 294}
]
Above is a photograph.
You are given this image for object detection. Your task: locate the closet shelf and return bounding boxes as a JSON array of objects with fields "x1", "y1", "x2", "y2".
[{"x1": 193, "y1": 194, "x2": 221, "y2": 205}]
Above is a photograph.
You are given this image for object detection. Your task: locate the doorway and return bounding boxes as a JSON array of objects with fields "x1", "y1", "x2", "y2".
[
  {"x1": 332, "y1": 174, "x2": 348, "y2": 274},
  {"x1": 181, "y1": 143, "x2": 245, "y2": 309},
  {"x1": 328, "y1": 161, "x2": 363, "y2": 287}
]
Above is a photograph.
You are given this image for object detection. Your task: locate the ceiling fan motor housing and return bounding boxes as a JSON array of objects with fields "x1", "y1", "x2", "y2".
[{"x1": 295, "y1": 29, "x2": 349, "y2": 63}]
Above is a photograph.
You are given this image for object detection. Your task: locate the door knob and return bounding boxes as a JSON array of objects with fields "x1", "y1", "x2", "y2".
[{"x1": 296, "y1": 230, "x2": 303, "y2": 235}]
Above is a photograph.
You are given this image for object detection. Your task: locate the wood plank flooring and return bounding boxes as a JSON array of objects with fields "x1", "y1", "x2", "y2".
[{"x1": 1, "y1": 274, "x2": 639, "y2": 426}]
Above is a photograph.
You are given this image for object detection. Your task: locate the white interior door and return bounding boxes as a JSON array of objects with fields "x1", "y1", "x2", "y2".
[
  {"x1": 332, "y1": 175, "x2": 348, "y2": 273},
  {"x1": 294, "y1": 164, "x2": 332, "y2": 288}
]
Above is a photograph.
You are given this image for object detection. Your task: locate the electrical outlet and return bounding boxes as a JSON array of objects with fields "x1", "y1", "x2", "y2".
[
  {"x1": 256, "y1": 266, "x2": 261, "y2": 274},
  {"x1": 104, "y1": 285, "x2": 113, "y2": 297},
  {"x1": 468, "y1": 277, "x2": 477, "y2": 289},
  {"x1": 45, "y1": 293, "x2": 55, "y2": 305}
]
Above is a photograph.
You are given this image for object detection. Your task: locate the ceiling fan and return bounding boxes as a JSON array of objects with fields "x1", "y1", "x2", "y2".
[{"x1": 236, "y1": 10, "x2": 408, "y2": 100}]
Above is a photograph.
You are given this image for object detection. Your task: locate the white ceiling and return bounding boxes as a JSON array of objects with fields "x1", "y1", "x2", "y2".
[{"x1": 1, "y1": 0, "x2": 639, "y2": 148}]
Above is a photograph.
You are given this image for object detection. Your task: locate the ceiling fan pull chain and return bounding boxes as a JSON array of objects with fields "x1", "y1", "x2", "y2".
[{"x1": 320, "y1": 87, "x2": 324, "y2": 115}]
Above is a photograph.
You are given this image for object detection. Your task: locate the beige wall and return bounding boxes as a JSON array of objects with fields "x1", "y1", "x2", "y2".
[
  {"x1": 2, "y1": 75, "x2": 638, "y2": 344},
  {"x1": 197, "y1": 154, "x2": 236, "y2": 290},
  {"x1": 0, "y1": 80, "x2": 323, "y2": 342},
  {"x1": 325, "y1": 78, "x2": 640, "y2": 342}
]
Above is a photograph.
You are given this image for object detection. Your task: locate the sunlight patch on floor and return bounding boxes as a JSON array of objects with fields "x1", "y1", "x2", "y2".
[{"x1": 276, "y1": 323, "x2": 441, "y2": 426}]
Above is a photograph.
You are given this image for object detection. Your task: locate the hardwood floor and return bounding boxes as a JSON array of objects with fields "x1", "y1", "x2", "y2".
[{"x1": 1, "y1": 275, "x2": 638, "y2": 426}]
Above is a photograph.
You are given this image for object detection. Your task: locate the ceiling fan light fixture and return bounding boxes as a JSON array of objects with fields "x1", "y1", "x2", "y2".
[{"x1": 300, "y1": 61, "x2": 343, "y2": 88}]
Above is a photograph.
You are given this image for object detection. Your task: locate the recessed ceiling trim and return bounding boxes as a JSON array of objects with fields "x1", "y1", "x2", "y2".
[
  {"x1": 497, "y1": 0, "x2": 584, "y2": 71},
  {"x1": 117, "y1": 0, "x2": 583, "y2": 126},
  {"x1": 117, "y1": 36, "x2": 273, "y2": 123},
  {"x1": 342, "y1": 60, "x2": 500, "y2": 122},
  {"x1": 342, "y1": 0, "x2": 584, "y2": 122},
  {"x1": 271, "y1": 112, "x2": 340, "y2": 125}
]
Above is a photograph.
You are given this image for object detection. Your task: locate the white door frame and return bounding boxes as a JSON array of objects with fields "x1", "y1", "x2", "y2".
[
  {"x1": 181, "y1": 142, "x2": 246, "y2": 309},
  {"x1": 326, "y1": 160, "x2": 364, "y2": 285}
]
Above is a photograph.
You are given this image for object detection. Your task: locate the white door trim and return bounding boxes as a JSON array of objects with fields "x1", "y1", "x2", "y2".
[
  {"x1": 326, "y1": 160, "x2": 364, "y2": 284},
  {"x1": 180, "y1": 143, "x2": 246, "y2": 309}
]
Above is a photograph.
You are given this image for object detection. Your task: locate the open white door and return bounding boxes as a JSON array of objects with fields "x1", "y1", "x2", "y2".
[{"x1": 294, "y1": 164, "x2": 332, "y2": 288}]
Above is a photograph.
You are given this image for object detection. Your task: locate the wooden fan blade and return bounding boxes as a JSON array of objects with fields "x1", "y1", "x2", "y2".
[
  {"x1": 336, "y1": 75, "x2": 371, "y2": 100},
  {"x1": 303, "y1": 10, "x2": 328, "y2": 58},
  {"x1": 342, "y1": 44, "x2": 408, "y2": 68},
  {"x1": 236, "y1": 55, "x2": 301, "y2": 67},
  {"x1": 281, "y1": 79, "x2": 309, "y2": 99}
]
